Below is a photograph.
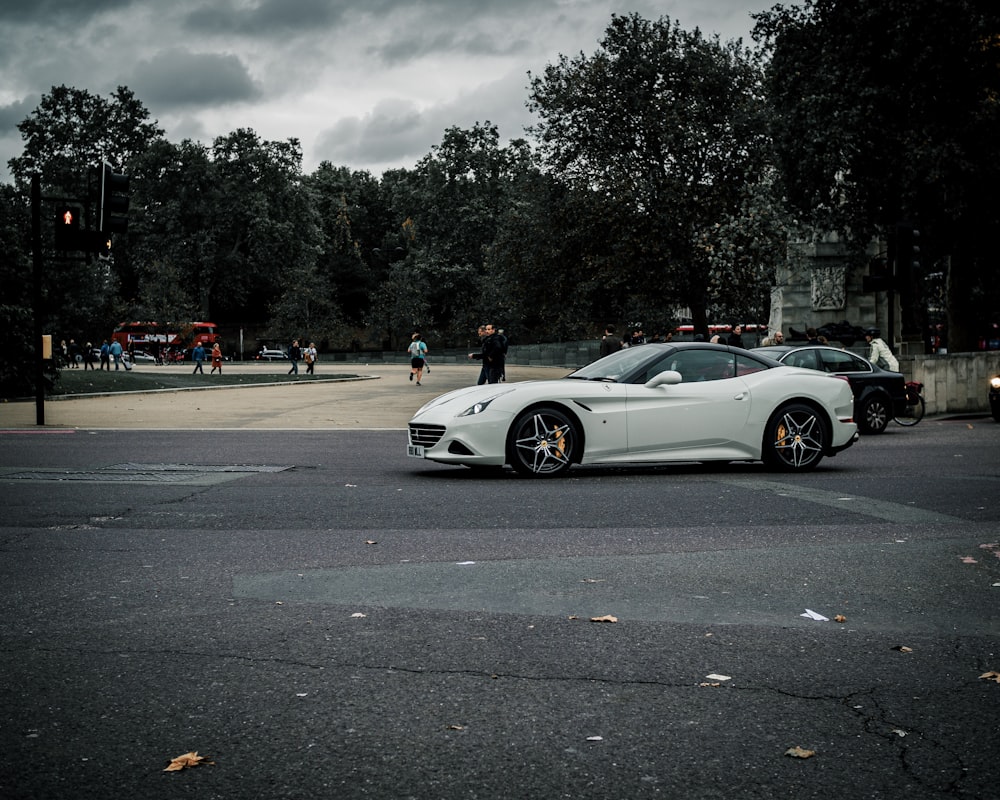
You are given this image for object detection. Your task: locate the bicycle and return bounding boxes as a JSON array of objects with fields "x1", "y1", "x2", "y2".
[{"x1": 893, "y1": 380, "x2": 925, "y2": 426}]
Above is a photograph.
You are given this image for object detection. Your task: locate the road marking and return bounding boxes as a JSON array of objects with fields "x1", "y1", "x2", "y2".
[{"x1": 719, "y1": 478, "x2": 962, "y2": 523}]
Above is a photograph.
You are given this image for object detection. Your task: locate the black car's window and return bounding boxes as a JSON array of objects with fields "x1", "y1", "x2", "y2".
[
  {"x1": 818, "y1": 349, "x2": 871, "y2": 373},
  {"x1": 636, "y1": 349, "x2": 736, "y2": 383},
  {"x1": 783, "y1": 349, "x2": 819, "y2": 370}
]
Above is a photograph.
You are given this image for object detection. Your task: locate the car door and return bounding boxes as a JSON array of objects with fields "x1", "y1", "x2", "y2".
[{"x1": 624, "y1": 349, "x2": 752, "y2": 458}]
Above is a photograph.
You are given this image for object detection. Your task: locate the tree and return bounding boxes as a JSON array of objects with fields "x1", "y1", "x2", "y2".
[
  {"x1": 6, "y1": 86, "x2": 164, "y2": 347},
  {"x1": 527, "y1": 13, "x2": 777, "y2": 337},
  {"x1": 753, "y1": 0, "x2": 1000, "y2": 351}
]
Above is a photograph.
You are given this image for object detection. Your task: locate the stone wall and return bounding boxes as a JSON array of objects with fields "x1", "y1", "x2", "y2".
[{"x1": 902, "y1": 351, "x2": 1000, "y2": 416}]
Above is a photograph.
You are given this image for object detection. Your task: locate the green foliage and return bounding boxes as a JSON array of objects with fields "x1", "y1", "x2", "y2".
[
  {"x1": 527, "y1": 13, "x2": 779, "y2": 336},
  {"x1": 753, "y1": 0, "x2": 1000, "y2": 349}
]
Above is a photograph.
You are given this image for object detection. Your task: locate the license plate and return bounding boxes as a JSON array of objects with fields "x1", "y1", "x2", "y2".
[{"x1": 407, "y1": 445, "x2": 425, "y2": 458}]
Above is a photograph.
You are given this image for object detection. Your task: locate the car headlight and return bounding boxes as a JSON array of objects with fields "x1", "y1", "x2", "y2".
[
  {"x1": 458, "y1": 390, "x2": 513, "y2": 417},
  {"x1": 990, "y1": 376, "x2": 1000, "y2": 390}
]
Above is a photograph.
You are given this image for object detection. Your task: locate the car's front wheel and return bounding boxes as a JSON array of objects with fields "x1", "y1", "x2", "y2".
[
  {"x1": 762, "y1": 403, "x2": 827, "y2": 471},
  {"x1": 507, "y1": 406, "x2": 578, "y2": 477},
  {"x1": 859, "y1": 394, "x2": 891, "y2": 434}
]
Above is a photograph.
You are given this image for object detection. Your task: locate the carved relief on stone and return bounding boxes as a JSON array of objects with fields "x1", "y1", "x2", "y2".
[{"x1": 811, "y1": 266, "x2": 846, "y2": 311}]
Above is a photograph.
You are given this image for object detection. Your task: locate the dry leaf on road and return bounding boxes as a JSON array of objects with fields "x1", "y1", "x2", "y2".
[
  {"x1": 164, "y1": 751, "x2": 211, "y2": 772},
  {"x1": 979, "y1": 671, "x2": 1000, "y2": 683},
  {"x1": 590, "y1": 615, "x2": 619, "y2": 623},
  {"x1": 784, "y1": 746, "x2": 816, "y2": 759}
]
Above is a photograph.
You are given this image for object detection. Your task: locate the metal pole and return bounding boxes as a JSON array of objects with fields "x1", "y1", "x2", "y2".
[{"x1": 31, "y1": 173, "x2": 45, "y2": 425}]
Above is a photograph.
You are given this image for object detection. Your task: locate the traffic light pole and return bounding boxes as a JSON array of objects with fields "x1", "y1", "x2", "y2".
[{"x1": 31, "y1": 173, "x2": 45, "y2": 425}]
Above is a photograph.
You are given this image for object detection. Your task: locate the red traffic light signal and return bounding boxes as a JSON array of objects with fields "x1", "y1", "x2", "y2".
[{"x1": 53, "y1": 204, "x2": 82, "y2": 250}]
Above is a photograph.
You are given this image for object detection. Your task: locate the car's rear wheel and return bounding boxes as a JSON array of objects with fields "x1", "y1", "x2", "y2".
[
  {"x1": 859, "y1": 394, "x2": 891, "y2": 434},
  {"x1": 762, "y1": 403, "x2": 827, "y2": 471},
  {"x1": 507, "y1": 406, "x2": 577, "y2": 477}
]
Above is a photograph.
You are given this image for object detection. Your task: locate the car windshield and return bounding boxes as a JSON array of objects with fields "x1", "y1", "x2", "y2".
[{"x1": 565, "y1": 345, "x2": 671, "y2": 382}]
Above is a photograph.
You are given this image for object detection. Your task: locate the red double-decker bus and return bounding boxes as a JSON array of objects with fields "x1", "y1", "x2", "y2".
[{"x1": 111, "y1": 321, "x2": 219, "y2": 355}]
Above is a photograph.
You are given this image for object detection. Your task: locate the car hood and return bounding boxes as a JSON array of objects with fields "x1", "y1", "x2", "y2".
[{"x1": 410, "y1": 382, "x2": 539, "y2": 420}]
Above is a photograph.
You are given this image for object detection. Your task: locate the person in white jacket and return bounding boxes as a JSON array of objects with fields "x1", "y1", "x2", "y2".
[{"x1": 865, "y1": 328, "x2": 899, "y2": 372}]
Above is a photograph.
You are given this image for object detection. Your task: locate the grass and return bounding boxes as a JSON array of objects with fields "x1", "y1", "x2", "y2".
[{"x1": 50, "y1": 366, "x2": 360, "y2": 396}]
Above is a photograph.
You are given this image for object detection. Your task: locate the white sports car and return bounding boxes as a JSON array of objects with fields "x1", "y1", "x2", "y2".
[{"x1": 407, "y1": 342, "x2": 859, "y2": 477}]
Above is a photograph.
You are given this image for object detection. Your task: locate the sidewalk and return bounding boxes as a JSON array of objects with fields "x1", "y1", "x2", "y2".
[{"x1": 0, "y1": 363, "x2": 570, "y2": 430}]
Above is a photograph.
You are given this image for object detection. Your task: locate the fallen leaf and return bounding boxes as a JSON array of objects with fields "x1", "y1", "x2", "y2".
[
  {"x1": 164, "y1": 751, "x2": 210, "y2": 772},
  {"x1": 979, "y1": 671, "x2": 1000, "y2": 684},
  {"x1": 698, "y1": 682, "x2": 721, "y2": 687},
  {"x1": 892, "y1": 645, "x2": 914, "y2": 653},
  {"x1": 447, "y1": 724, "x2": 465, "y2": 731},
  {"x1": 834, "y1": 615, "x2": 847, "y2": 623},
  {"x1": 959, "y1": 556, "x2": 978, "y2": 564},
  {"x1": 365, "y1": 540, "x2": 377, "y2": 545},
  {"x1": 590, "y1": 615, "x2": 618, "y2": 623},
  {"x1": 784, "y1": 746, "x2": 816, "y2": 759}
]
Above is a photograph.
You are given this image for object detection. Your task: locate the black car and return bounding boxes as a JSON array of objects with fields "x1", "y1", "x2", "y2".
[{"x1": 754, "y1": 345, "x2": 907, "y2": 434}]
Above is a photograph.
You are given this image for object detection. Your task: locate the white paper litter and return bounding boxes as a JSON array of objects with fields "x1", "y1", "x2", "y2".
[{"x1": 800, "y1": 609, "x2": 829, "y2": 621}]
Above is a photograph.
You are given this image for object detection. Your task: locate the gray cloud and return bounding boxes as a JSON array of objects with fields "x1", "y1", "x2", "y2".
[
  {"x1": 129, "y1": 50, "x2": 262, "y2": 109},
  {"x1": 0, "y1": 0, "x2": 759, "y2": 182}
]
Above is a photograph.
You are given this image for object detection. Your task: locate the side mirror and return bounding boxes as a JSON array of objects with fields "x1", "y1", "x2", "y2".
[{"x1": 644, "y1": 370, "x2": 683, "y2": 388}]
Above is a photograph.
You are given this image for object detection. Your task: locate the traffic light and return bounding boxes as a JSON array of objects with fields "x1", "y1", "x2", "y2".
[
  {"x1": 53, "y1": 204, "x2": 82, "y2": 250},
  {"x1": 896, "y1": 223, "x2": 920, "y2": 275},
  {"x1": 97, "y1": 162, "x2": 130, "y2": 233},
  {"x1": 863, "y1": 256, "x2": 891, "y2": 293}
]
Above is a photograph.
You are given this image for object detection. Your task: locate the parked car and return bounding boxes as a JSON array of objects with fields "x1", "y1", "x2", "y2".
[
  {"x1": 754, "y1": 344, "x2": 907, "y2": 434},
  {"x1": 255, "y1": 349, "x2": 289, "y2": 361},
  {"x1": 126, "y1": 349, "x2": 157, "y2": 364},
  {"x1": 407, "y1": 342, "x2": 859, "y2": 477}
]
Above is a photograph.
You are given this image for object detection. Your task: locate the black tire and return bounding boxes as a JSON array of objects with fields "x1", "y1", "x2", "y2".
[
  {"x1": 761, "y1": 403, "x2": 827, "y2": 472},
  {"x1": 893, "y1": 394, "x2": 925, "y2": 426},
  {"x1": 859, "y1": 394, "x2": 891, "y2": 434},
  {"x1": 507, "y1": 406, "x2": 578, "y2": 477}
]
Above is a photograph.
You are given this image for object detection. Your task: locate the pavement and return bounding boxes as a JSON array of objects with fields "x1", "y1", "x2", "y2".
[{"x1": 0, "y1": 362, "x2": 571, "y2": 430}]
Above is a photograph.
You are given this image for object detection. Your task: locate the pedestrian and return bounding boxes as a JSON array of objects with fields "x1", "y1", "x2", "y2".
[
  {"x1": 761, "y1": 330, "x2": 785, "y2": 346},
  {"x1": 304, "y1": 342, "x2": 317, "y2": 374},
  {"x1": 210, "y1": 342, "x2": 223, "y2": 374},
  {"x1": 408, "y1": 333, "x2": 427, "y2": 385},
  {"x1": 600, "y1": 325, "x2": 622, "y2": 358},
  {"x1": 82, "y1": 342, "x2": 95, "y2": 370},
  {"x1": 471, "y1": 325, "x2": 488, "y2": 384},
  {"x1": 109, "y1": 339, "x2": 124, "y2": 370},
  {"x1": 68, "y1": 339, "x2": 80, "y2": 368},
  {"x1": 468, "y1": 323, "x2": 505, "y2": 384},
  {"x1": 727, "y1": 324, "x2": 745, "y2": 348},
  {"x1": 805, "y1": 327, "x2": 821, "y2": 345},
  {"x1": 192, "y1": 342, "x2": 206, "y2": 373},
  {"x1": 100, "y1": 340, "x2": 111, "y2": 370},
  {"x1": 288, "y1": 339, "x2": 301, "y2": 374},
  {"x1": 865, "y1": 328, "x2": 899, "y2": 371}
]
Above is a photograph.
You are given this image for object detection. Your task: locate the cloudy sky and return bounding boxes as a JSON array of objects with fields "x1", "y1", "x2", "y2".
[{"x1": 0, "y1": 0, "x2": 764, "y2": 183}]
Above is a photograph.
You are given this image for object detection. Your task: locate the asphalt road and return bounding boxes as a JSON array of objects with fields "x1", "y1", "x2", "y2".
[{"x1": 1, "y1": 371, "x2": 999, "y2": 799}]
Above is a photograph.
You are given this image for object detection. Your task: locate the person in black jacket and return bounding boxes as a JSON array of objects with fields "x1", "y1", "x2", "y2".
[{"x1": 468, "y1": 323, "x2": 505, "y2": 384}]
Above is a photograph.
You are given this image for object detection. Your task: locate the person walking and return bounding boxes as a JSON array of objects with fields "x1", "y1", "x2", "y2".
[
  {"x1": 468, "y1": 323, "x2": 505, "y2": 384},
  {"x1": 600, "y1": 325, "x2": 622, "y2": 357},
  {"x1": 82, "y1": 342, "x2": 96, "y2": 370},
  {"x1": 304, "y1": 342, "x2": 317, "y2": 374},
  {"x1": 109, "y1": 339, "x2": 124, "y2": 370},
  {"x1": 288, "y1": 339, "x2": 301, "y2": 375},
  {"x1": 99, "y1": 340, "x2": 111, "y2": 370},
  {"x1": 407, "y1": 333, "x2": 427, "y2": 385},
  {"x1": 210, "y1": 342, "x2": 223, "y2": 374},
  {"x1": 192, "y1": 342, "x2": 206, "y2": 373}
]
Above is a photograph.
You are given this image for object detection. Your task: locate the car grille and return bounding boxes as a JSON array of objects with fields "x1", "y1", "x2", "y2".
[{"x1": 409, "y1": 424, "x2": 446, "y2": 448}]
